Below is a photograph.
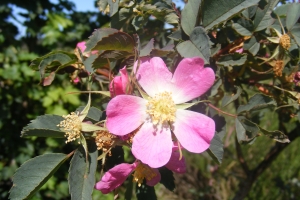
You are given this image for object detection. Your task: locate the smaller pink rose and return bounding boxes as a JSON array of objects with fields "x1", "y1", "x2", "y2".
[
  {"x1": 109, "y1": 67, "x2": 131, "y2": 97},
  {"x1": 76, "y1": 41, "x2": 98, "y2": 56}
]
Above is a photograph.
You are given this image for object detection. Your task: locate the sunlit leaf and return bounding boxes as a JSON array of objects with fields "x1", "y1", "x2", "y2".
[
  {"x1": 232, "y1": 23, "x2": 252, "y2": 36},
  {"x1": 253, "y1": 0, "x2": 278, "y2": 31},
  {"x1": 140, "y1": 39, "x2": 154, "y2": 56},
  {"x1": 91, "y1": 31, "x2": 135, "y2": 52},
  {"x1": 202, "y1": 0, "x2": 260, "y2": 30},
  {"x1": 176, "y1": 40, "x2": 208, "y2": 63},
  {"x1": 244, "y1": 36, "x2": 260, "y2": 56},
  {"x1": 85, "y1": 28, "x2": 118, "y2": 52},
  {"x1": 181, "y1": 0, "x2": 202, "y2": 35},
  {"x1": 76, "y1": 106, "x2": 104, "y2": 122},
  {"x1": 286, "y1": 3, "x2": 300, "y2": 31},
  {"x1": 108, "y1": 0, "x2": 120, "y2": 16},
  {"x1": 92, "y1": 50, "x2": 133, "y2": 69},
  {"x1": 190, "y1": 26, "x2": 211, "y2": 62},
  {"x1": 291, "y1": 24, "x2": 300, "y2": 47}
]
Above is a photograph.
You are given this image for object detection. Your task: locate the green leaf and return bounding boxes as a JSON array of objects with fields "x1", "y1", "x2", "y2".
[
  {"x1": 202, "y1": 0, "x2": 260, "y2": 31},
  {"x1": 237, "y1": 94, "x2": 277, "y2": 114},
  {"x1": 274, "y1": 3, "x2": 289, "y2": 17},
  {"x1": 216, "y1": 53, "x2": 247, "y2": 67},
  {"x1": 257, "y1": 125, "x2": 290, "y2": 143},
  {"x1": 235, "y1": 116, "x2": 259, "y2": 143},
  {"x1": 181, "y1": 0, "x2": 202, "y2": 35},
  {"x1": 108, "y1": 0, "x2": 120, "y2": 16},
  {"x1": 92, "y1": 50, "x2": 133, "y2": 69},
  {"x1": 83, "y1": 54, "x2": 98, "y2": 73},
  {"x1": 30, "y1": 51, "x2": 77, "y2": 85},
  {"x1": 79, "y1": 93, "x2": 91, "y2": 122},
  {"x1": 111, "y1": 7, "x2": 132, "y2": 29},
  {"x1": 69, "y1": 142, "x2": 98, "y2": 200},
  {"x1": 81, "y1": 123, "x2": 106, "y2": 132},
  {"x1": 125, "y1": 176, "x2": 134, "y2": 200},
  {"x1": 150, "y1": 48, "x2": 175, "y2": 57},
  {"x1": 159, "y1": 168, "x2": 175, "y2": 191},
  {"x1": 85, "y1": 28, "x2": 118, "y2": 52},
  {"x1": 190, "y1": 26, "x2": 211, "y2": 62},
  {"x1": 221, "y1": 86, "x2": 242, "y2": 107},
  {"x1": 140, "y1": 39, "x2": 154, "y2": 57},
  {"x1": 9, "y1": 153, "x2": 71, "y2": 200},
  {"x1": 291, "y1": 24, "x2": 300, "y2": 47},
  {"x1": 176, "y1": 40, "x2": 208, "y2": 64},
  {"x1": 30, "y1": 51, "x2": 77, "y2": 71},
  {"x1": 98, "y1": 0, "x2": 108, "y2": 13},
  {"x1": 76, "y1": 106, "x2": 104, "y2": 122},
  {"x1": 21, "y1": 115, "x2": 65, "y2": 138},
  {"x1": 136, "y1": 182, "x2": 157, "y2": 200},
  {"x1": 91, "y1": 31, "x2": 135, "y2": 52},
  {"x1": 286, "y1": 3, "x2": 300, "y2": 31},
  {"x1": 209, "y1": 78, "x2": 222, "y2": 97},
  {"x1": 253, "y1": 0, "x2": 278, "y2": 31},
  {"x1": 244, "y1": 36, "x2": 260, "y2": 56},
  {"x1": 232, "y1": 23, "x2": 252, "y2": 36},
  {"x1": 207, "y1": 133, "x2": 224, "y2": 164},
  {"x1": 168, "y1": 29, "x2": 183, "y2": 41},
  {"x1": 132, "y1": 16, "x2": 146, "y2": 31}
]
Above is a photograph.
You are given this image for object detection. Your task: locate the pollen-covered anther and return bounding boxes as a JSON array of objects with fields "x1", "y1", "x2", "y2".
[
  {"x1": 57, "y1": 112, "x2": 81, "y2": 143},
  {"x1": 279, "y1": 34, "x2": 291, "y2": 50},
  {"x1": 133, "y1": 163, "x2": 157, "y2": 187},
  {"x1": 146, "y1": 92, "x2": 176, "y2": 124},
  {"x1": 274, "y1": 60, "x2": 284, "y2": 77},
  {"x1": 95, "y1": 130, "x2": 116, "y2": 156}
]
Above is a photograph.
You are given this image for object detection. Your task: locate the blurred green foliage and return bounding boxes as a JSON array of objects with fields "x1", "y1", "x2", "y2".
[{"x1": 0, "y1": 0, "x2": 109, "y2": 199}]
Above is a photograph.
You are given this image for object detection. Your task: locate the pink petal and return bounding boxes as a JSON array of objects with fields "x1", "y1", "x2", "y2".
[
  {"x1": 171, "y1": 57, "x2": 215, "y2": 104},
  {"x1": 146, "y1": 168, "x2": 161, "y2": 186},
  {"x1": 106, "y1": 95, "x2": 147, "y2": 136},
  {"x1": 132, "y1": 122, "x2": 173, "y2": 168},
  {"x1": 165, "y1": 145, "x2": 186, "y2": 174},
  {"x1": 109, "y1": 67, "x2": 130, "y2": 96},
  {"x1": 76, "y1": 41, "x2": 86, "y2": 52},
  {"x1": 172, "y1": 109, "x2": 215, "y2": 153},
  {"x1": 134, "y1": 57, "x2": 173, "y2": 97},
  {"x1": 95, "y1": 163, "x2": 135, "y2": 194}
]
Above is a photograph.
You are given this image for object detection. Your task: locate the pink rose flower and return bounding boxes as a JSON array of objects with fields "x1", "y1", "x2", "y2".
[
  {"x1": 95, "y1": 145, "x2": 186, "y2": 194},
  {"x1": 76, "y1": 41, "x2": 98, "y2": 56},
  {"x1": 109, "y1": 67, "x2": 130, "y2": 97},
  {"x1": 106, "y1": 57, "x2": 215, "y2": 168}
]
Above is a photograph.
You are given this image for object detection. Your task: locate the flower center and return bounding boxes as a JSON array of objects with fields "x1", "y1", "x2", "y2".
[
  {"x1": 57, "y1": 112, "x2": 82, "y2": 143},
  {"x1": 146, "y1": 92, "x2": 176, "y2": 125},
  {"x1": 133, "y1": 163, "x2": 157, "y2": 187}
]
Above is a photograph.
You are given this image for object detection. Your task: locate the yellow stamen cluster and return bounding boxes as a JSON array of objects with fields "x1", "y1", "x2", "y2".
[
  {"x1": 279, "y1": 34, "x2": 291, "y2": 50},
  {"x1": 133, "y1": 163, "x2": 157, "y2": 187},
  {"x1": 57, "y1": 112, "x2": 81, "y2": 143},
  {"x1": 95, "y1": 130, "x2": 116, "y2": 156},
  {"x1": 273, "y1": 60, "x2": 284, "y2": 77},
  {"x1": 146, "y1": 92, "x2": 176, "y2": 125}
]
